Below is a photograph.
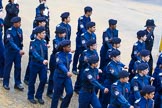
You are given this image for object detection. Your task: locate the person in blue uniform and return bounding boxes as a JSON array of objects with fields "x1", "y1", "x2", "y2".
[
  {"x1": 153, "y1": 53, "x2": 162, "y2": 81},
  {"x1": 0, "y1": 14, "x2": 4, "y2": 78},
  {"x1": 51, "y1": 40, "x2": 73, "y2": 108},
  {"x1": 27, "y1": 26, "x2": 48, "y2": 105},
  {"x1": 153, "y1": 69, "x2": 162, "y2": 108},
  {"x1": 35, "y1": 0, "x2": 50, "y2": 44},
  {"x1": 4, "y1": 0, "x2": 19, "y2": 34},
  {"x1": 129, "y1": 30, "x2": 146, "y2": 80},
  {"x1": 24, "y1": 17, "x2": 46, "y2": 85},
  {"x1": 72, "y1": 6, "x2": 92, "y2": 74},
  {"x1": 109, "y1": 70, "x2": 134, "y2": 108},
  {"x1": 30, "y1": 17, "x2": 46, "y2": 40},
  {"x1": 73, "y1": 21, "x2": 96, "y2": 75},
  {"x1": 144, "y1": 19, "x2": 156, "y2": 76},
  {"x1": 74, "y1": 39, "x2": 98, "y2": 94},
  {"x1": 101, "y1": 49, "x2": 127, "y2": 108},
  {"x1": 134, "y1": 49, "x2": 150, "y2": 74},
  {"x1": 129, "y1": 63, "x2": 154, "y2": 104},
  {"x1": 134, "y1": 85, "x2": 155, "y2": 108},
  {"x1": 81, "y1": 21, "x2": 96, "y2": 50},
  {"x1": 46, "y1": 26, "x2": 66, "y2": 99},
  {"x1": 105, "y1": 37, "x2": 121, "y2": 69},
  {"x1": 79, "y1": 55, "x2": 109, "y2": 108},
  {"x1": 57, "y1": 12, "x2": 71, "y2": 40},
  {"x1": 152, "y1": 53, "x2": 162, "y2": 108},
  {"x1": 3, "y1": 16, "x2": 25, "y2": 90},
  {"x1": 100, "y1": 19, "x2": 118, "y2": 71}
]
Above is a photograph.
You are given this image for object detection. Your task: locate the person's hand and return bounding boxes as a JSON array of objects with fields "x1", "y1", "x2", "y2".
[
  {"x1": 150, "y1": 77, "x2": 155, "y2": 81},
  {"x1": 43, "y1": 60, "x2": 48, "y2": 65},
  {"x1": 19, "y1": 50, "x2": 25, "y2": 55},
  {"x1": 67, "y1": 72, "x2": 73, "y2": 77},
  {"x1": 71, "y1": 50, "x2": 75, "y2": 53},
  {"x1": 98, "y1": 69, "x2": 102, "y2": 73},
  {"x1": 124, "y1": 66, "x2": 128, "y2": 69},
  {"x1": 104, "y1": 88, "x2": 109, "y2": 94},
  {"x1": 47, "y1": 44, "x2": 50, "y2": 48},
  {"x1": 130, "y1": 106, "x2": 134, "y2": 108}
]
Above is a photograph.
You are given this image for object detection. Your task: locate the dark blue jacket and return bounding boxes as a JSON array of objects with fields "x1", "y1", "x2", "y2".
[
  {"x1": 144, "y1": 29, "x2": 154, "y2": 52},
  {"x1": 52, "y1": 36, "x2": 65, "y2": 54},
  {"x1": 104, "y1": 60, "x2": 125, "y2": 86},
  {"x1": 129, "y1": 74, "x2": 151, "y2": 103},
  {"x1": 30, "y1": 38, "x2": 48, "y2": 64},
  {"x1": 58, "y1": 22, "x2": 71, "y2": 40},
  {"x1": 134, "y1": 97, "x2": 154, "y2": 108},
  {"x1": 102, "y1": 28, "x2": 118, "y2": 48},
  {"x1": 81, "y1": 31, "x2": 96, "y2": 50},
  {"x1": 153, "y1": 53, "x2": 162, "y2": 81},
  {"x1": 130, "y1": 41, "x2": 145, "y2": 61},
  {"x1": 35, "y1": 4, "x2": 50, "y2": 44},
  {"x1": 4, "y1": 2, "x2": 19, "y2": 27},
  {"x1": 134, "y1": 60, "x2": 149, "y2": 74},
  {"x1": 110, "y1": 80, "x2": 131, "y2": 108},
  {"x1": 54, "y1": 51, "x2": 72, "y2": 78},
  {"x1": 76, "y1": 15, "x2": 91, "y2": 36},
  {"x1": 4, "y1": 26, "x2": 23, "y2": 52},
  {"x1": 81, "y1": 65, "x2": 105, "y2": 91},
  {"x1": 78, "y1": 49, "x2": 98, "y2": 70}
]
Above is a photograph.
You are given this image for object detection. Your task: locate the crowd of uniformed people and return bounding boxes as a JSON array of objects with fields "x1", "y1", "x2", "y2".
[{"x1": 0, "y1": 0, "x2": 161, "y2": 108}]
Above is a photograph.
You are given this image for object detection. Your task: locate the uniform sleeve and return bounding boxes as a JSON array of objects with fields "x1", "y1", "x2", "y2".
[
  {"x1": 102, "y1": 31, "x2": 112, "y2": 48},
  {"x1": 35, "y1": 7, "x2": 41, "y2": 17},
  {"x1": 30, "y1": 42, "x2": 44, "y2": 63},
  {"x1": 78, "y1": 17, "x2": 87, "y2": 33},
  {"x1": 56, "y1": 55, "x2": 69, "y2": 74},
  {"x1": 131, "y1": 79, "x2": 141, "y2": 100},
  {"x1": 132, "y1": 44, "x2": 140, "y2": 60},
  {"x1": 111, "y1": 84, "x2": 131, "y2": 108},
  {"x1": 5, "y1": 32, "x2": 20, "y2": 52},
  {"x1": 133, "y1": 61, "x2": 140, "y2": 73},
  {"x1": 81, "y1": 33, "x2": 87, "y2": 49},
  {"x1": 86, "y1": 70, "x2": 105, "y2": 91},
  {"x1": 119, "y1": 62, "x2": 125, "y2": 68},
  {"x1": 107, "y1": 65, "x2": 119, "y2": 78},
  {"x1": 6, "y1": 4, "x2": 19, "y2": 16},
  {"x1": 156, "y1": 54, "x2": 162, "y2": 68},
  {"x1": 30, "y1": 29, "x2": 36, "y2": 40}
]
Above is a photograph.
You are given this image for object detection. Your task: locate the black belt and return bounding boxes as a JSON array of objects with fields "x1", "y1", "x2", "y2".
[{"x1": 81, "y1": 88, "x2": 94, "y2": 93}]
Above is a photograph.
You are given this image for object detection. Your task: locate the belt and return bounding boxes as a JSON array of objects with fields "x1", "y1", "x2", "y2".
[{"x1": 81, "y1": 88, "x2": 94, "y2": 93}]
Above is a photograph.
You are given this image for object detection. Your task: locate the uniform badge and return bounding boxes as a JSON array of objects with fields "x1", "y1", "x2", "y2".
[
  {"x1": 56, "y1": 25, "x2": 60, "y2": 27},
  {"x1": 134, "y1": 51, "x2": 137, "y2": 55},
  {"x1": 159, "y1": 73, "x2": 162, "y2": 76},
  {"x1": 134, "y1": 43, "x2": 138, "y2": 46},
  {"x1": 55, "y1": 44, "x2": 57, "y2": 48},
  {"x1": 114, "y1": 91, "x2": 119, "y2": 96},
  {"x1": 84, "y1": 56, "x2": 87, "y2": 61},
  {"x1": 125, "y1": 88, "x2": 128, "y2": 92},
  {"x1": 87, "y1": 75, "x2": 93, "y2": 79},
  {"x1": 85, "y1": 68, "x2": 89, "y2": 71},
  {"x1": 30, "y1": 46, "x2": 32, "y2": 49},
  {"x1": 80, "y1": 16, "x2": 83, "y2": 20},
  {"x1": 105, "y1": 37, "x2": 108, "y2": 41},
  {"x1": 133, "y1": 86, "x2": 139, "y2": 91},
  {"x1": 56, "y1": 58, "x2": 59, "y2": 62},
  {"x1": 82, "y1": 40, "x2": 86, "y2": 44},
  {"x1": 110, "y1": 69, "x2": 115, "y2": 74},
  {"x1": 80, "y1": 24, "x2": 84, "y2": 28},
  {"x1": 97, "y1": 75, "x2": 99, "y2": 80},
  {"x1": 7, "y1": 34, "x2": 10, "y2": 38}
]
